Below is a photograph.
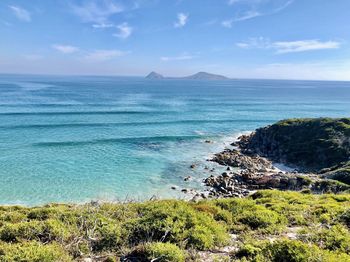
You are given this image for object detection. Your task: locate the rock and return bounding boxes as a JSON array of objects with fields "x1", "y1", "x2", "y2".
[
  {"x1": 201, "y1": 192, "x2": 209, "y2": 199},
  {"x1": 171, "y1": 186, "x2": 178, "y2": 190},
  {"x1": 226, "y1": 186, "x2": 235, "y2": 192},
  {"x1": 222, "y1": 172, "x2": 230, "y2": 178},
  {"x1": 227, "y1": 166, "x2": 232, "y2": 171},
  {"x1": 181, "y1": 189, "x2": 189, "y2": 193},
  {"x1": 190, "y1": 164, "x2": 196, "y2": 169},
  {"x1": 205, "y1": 140, "x2": 213, "y2": 144},
  {"x1": 184, "y1": 176, "x2": 192, "y2": 181}
]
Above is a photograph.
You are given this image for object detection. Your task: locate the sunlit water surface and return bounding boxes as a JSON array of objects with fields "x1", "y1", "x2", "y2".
[{"x1": 0, "y1": 75, "x2": 349, "y2": 205}]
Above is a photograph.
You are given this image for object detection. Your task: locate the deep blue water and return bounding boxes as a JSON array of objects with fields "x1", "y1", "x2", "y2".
[{"x1": 0, "y1": 75, "x2": 350, "y2": 205}]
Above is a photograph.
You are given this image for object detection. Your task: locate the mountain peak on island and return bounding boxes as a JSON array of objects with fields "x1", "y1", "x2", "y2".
[
  {"x1": 184, "y1": 72, "x2": 229, "y2": 80},
  {"x1": 145, "y1": 71, "x2": 229, "y2": 80},
  {"x1": 146, "y1": 71, "x2": 164, "y2": 79}
]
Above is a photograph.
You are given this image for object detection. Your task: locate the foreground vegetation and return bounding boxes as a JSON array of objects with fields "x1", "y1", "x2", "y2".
[{"x1": 0, "y1": 190, "x2": 349, "y2": 261}]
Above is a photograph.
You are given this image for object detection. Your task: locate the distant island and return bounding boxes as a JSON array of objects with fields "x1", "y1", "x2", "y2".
[{"x1": 146, "y1": 71, "x2": 229, "y2": 80}]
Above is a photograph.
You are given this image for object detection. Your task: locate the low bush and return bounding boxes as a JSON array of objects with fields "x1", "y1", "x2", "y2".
[
  {"x1": 144, "y1": 242, "x2": 186, "y2": 262},
  {"x1": 235, "y1": 239, "x2": 350, "y2": 262},
  {"x1": 0, "y1": 190, "x2": 349, "y2": 261},
  {"x1": 215, "y1": 198, "x2": 287, "y2": 233},
  {"x1": 0, "y1": 241, "x2": 72, "y2": 261},
  {"x1": 299, "y1": 224, "x2": 350, "y2": 252},
  {"x1": 125, "y1": 200, "x2": 228, "y2": 250}
]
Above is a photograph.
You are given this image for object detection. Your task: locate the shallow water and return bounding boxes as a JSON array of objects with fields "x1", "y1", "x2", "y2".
[{"x1": 0, "y1": 75, "x2": 349, "y2": 205}]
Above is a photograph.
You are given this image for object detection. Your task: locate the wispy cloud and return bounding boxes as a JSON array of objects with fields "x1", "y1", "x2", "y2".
[
  {"x1": 85, "y1": 49, "x2": 129, "y2": 61},
  {"x1": 70, "y1": 0, "x2": 123, "y2": 23},
  {"x1": 236, "y1": 37, "x2": 272, "y2": 49},
  {"x1": 161, "y1": 54, "x2": 195, "y2": 61},
  {"x1": 92, "y1": 23, "x2": 115, "y2": 28},
  {"x1": 174, "y1": 13, "x2": 188, "y2": 28},
  {"x1": 223, "y1": 0, "x2": 294, "y2": 27},
  {"x1": 8, "y1": 5, "x2": 31, "y2": 22},
  {"x1": 236, "y1": 37, "x2": 341, "y2": 54},
  {"x1": 221, "y1": 20, "x2": 233, "y2": 28},
  {"x1": 52, "y1": 44, "x2": 79, "y2": 54},
  {"x1": 235, "y1": 10, "x2": 261, "y2": 21},
  {"x1": 273, "y1": 40, "x2": 341, "y2": 54},
  {"x1": 222, "y1": 10, "x2": 261, "y2": 28},
  {"x1": 113, "y1": 22, "x2": 133, "y2": 39}
]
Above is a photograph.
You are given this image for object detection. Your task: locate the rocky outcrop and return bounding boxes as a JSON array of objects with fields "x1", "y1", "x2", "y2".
[
  {"x1": 207, "y1": 148, "x2": 349, "y2": 198},
  {"x1": 187, "y1": 118, "x2": 350, "y2": 201},
  {"x1": 238, "y1": 118, "x2": 350, "y2": 173},
  {"x1": 212, "y1": 149, "x2": 273, "y2": 172}
]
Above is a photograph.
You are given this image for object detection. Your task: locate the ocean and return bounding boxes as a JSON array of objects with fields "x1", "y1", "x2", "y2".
[{"x1": 0, "y1": 74, "x2": 349, "y2": 205}]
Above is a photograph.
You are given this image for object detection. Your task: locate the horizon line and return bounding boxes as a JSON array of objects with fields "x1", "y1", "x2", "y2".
[{"x1": 1, "y1": 72, "x2": 350, "y2": 83}]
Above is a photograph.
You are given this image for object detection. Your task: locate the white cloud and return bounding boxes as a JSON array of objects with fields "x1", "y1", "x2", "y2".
[
  {"x1": 174, "y1": 13, "x2": 188, "y2": 28},
  {"x1": 222, "y1": 10, "x2": 261, "y2": 28},
  {"x1": 235, "y1": 10, "x2": 261, "y2": 21},
  {"x1": 223, "y1": 0, "x2": 294, "y2": 27},
  {"x1": 52, "y1": 44, "x2": 79, "y2": 54},
  {"x1": 113, "y1": 22, "x2": 133, "y2": 39},
  {"x1": 85, "y1": 49, "x2": 129, "y2": 61},
  {"x1": 71, "y1": 0, "x2": 123, "y2": 23},
  {"x1": 273, "y1": 40, "x2": 341, "y2": 54},
  {"x1": 8, "y1": 5, "x2": 31, "y2": 22},
  {"x1": 236, "y1": 37, "x2": 272, "y2": 49},
  {"x1": 221, "y1": 20, "x2": 233, "y2": 28},
  {"x1": 161, "y1": 54, "x2": 195, "y2": 61},
  {"x1": 92, "y1": 23, "x2": 115, "y2": 28},
  {"x1": 236, "y1": 38, "x2": 341, "y2": 54}
]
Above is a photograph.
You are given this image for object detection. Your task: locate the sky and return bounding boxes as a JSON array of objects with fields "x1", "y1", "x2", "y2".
[{"x1": 1, "y1": 0, "x2": 350, "y2": 80}]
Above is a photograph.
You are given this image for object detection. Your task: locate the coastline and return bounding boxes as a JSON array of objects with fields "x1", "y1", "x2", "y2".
[{"x1": 0, "y1": 118, "x2": 349, "y2": 261}]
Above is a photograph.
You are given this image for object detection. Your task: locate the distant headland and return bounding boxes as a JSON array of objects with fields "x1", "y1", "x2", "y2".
[{"x1": 146, "y1": 71, "x2": 229, "y2": 80}]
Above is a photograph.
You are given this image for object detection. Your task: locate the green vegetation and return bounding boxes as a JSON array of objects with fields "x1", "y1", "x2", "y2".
[
  {"x1": 244, "y1": 118, "x2": 350, "y2": 185},
  {"x1": 0, "y1": 190, "x2": 349, "y2": 261}
]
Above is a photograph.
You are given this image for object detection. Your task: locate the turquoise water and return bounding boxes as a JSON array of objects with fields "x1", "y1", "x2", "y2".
[{"x1": 0, "y1": 75, "x2": 350, "y2": 205}]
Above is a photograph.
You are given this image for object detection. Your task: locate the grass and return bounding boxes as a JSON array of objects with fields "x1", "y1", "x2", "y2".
[{"x1": 0, "y1": 190, "x2": 349, "y2": 261}]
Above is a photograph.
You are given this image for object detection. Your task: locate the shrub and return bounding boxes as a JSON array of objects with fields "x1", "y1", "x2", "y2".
[
  {"x1": 125, "y1": 200, "x2": 228, "y2": 250},
  {"x1": 299, "y1": 224, "x2": 350, "y2": 252},
  {"x1": 0, "y1": 241, "x2": 72, "y2": 261},
  {"x1": 215, "y1": 198, "x2": 287, "y2": 233},
  {"x1": 192, "y1": 202, "x2": 233, "y2": 224},
  {"x1": 235, "y1": 244, "x2": 262, "y2": 259},
  {"x1": 92, "y1": 219, "x2": 122, "y2": 252},
  {"x1": 260, "y1": 240, "x2": 350, "y2": 262},
  {"x1": 238, "y1": 206, "x2": 285, "y2": 231},
  {"x1": 339, "y1": 209, "x2": 350, "y2": 227},
  {"x1": 144, "y1": 242, "x2": 186, "y2": 262},
  {"x1": 0, "y1": 211, "x2": 27, "y2": 224}
]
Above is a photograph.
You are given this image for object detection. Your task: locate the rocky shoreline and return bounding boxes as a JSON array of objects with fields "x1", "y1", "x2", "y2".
[{"x1": 179, "y1": 131, "x2": 350, "y2": 201}]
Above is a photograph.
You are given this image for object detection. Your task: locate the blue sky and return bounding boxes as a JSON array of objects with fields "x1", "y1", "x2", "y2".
[{"x1": 1, "y1": 0, "x2": 350, "y2": 80}]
